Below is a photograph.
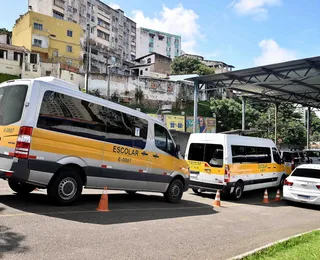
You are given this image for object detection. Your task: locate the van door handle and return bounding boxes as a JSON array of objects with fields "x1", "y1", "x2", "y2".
[
  {"x1": 141, "y1": 151, "x2": 148, "y2": 156},
  {"x1": 153, "y1": 154, "x2": 159, "y2": 158}
]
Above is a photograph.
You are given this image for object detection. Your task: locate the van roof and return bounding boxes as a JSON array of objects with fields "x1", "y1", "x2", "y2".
[
  {"x1": 0, "y1": 77, "x2": 166, "y2": 127},
  {"x1": 189, "y1": 133, "x2": 275, "y2": 146}
]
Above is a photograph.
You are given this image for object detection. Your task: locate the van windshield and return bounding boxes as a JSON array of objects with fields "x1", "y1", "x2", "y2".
[{"x1": 0, "y1": 85, "x2": 28, "y2": 125}]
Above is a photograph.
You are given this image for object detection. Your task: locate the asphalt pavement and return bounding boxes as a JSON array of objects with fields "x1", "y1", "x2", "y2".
[{"x1": 0, "y1": 180, "x2": 319, "y2": 260}]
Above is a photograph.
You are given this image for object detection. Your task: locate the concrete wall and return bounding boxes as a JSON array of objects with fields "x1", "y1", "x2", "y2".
[
  {"x1": 60, "y1": 70, "x2": 84, "y2": 89},
  {"x1": 0, "y1": 58, "x2": 21, "y2": 76},
  {"x1": 86, "y1": 74, "x2": 194, "y2": 104},
  {"x1": 41, "y1": 62, "x2": 60, "y2": 77}
]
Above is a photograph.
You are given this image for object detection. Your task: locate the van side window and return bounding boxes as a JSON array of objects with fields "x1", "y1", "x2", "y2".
[
  {"x1": 188, "y1": 143, "x2": 223, "y2": 168},
  {"x1": 272, "y1": 148, "x2": 281, "y2": 164},
  {"x1": 154, "y1": 124, "x2": 175, "y2": 155},
  {"x1": 37, "y1": 91, "x2": 148, "y2": 149},
  {"x1": 232, "y1": 145, "x2": 271, "y2": 164},
  {"x1": 37, "y1": 91, "x2": 106, "y2": 141},
  {"x1": 103, "y1": 107, "x2": 148, "y2": 149}
]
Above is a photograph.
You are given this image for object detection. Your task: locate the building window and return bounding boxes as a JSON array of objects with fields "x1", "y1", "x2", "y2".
[
  {"x1": 33, "y1": 39, "x2": 42, "y2": 47},
  {"x1": 66, "y1": 45, "x2": 72, "y2": 52},
  {"x1": 53, "y1": 10, "x2": 64, "y2": 20},
  {"x1": 67, "y1": 30, "x2": 73, "y2": 37},
  {"x1": 73, "y1": 7, "x2": 77, "y2": 13},
  {"x1": 98, "y1": 18, "x2": 110, "y2": 30},
  {"x1": 30, "y1": 53, "x2": 38, "y2": 64},
  {"x1": 13, "y1": 52, "x2": 19, "y2": 61},
  {"x1": 0, "y1": 50, "x2": 6, "y2": 59},
  {"x1": 97, "y1": 30, "x2": 110, "y2": 41},
  {"x1": 67, "y1": 59, "x2": 72, "y2": 66},
  {"x1": 34, "y1": 23, "x2": 43, "y2": 31},
  {"x1": 147, "y1": 58, "x2": 151, "y2": 64},
  {"x1": 46, "y1": 71, "x2": 51, "y2": 76}
]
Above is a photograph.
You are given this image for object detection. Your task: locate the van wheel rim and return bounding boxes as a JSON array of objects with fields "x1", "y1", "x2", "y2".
[
  {"x1": 58, "y1": 177, "x2": 77, "y2": 200},
  {"x1": 171, "y1": 184, "x2": 181, "y2": 198},
  {"x1": 235, "y1": 187, "x2": 242, "y2": 198}
]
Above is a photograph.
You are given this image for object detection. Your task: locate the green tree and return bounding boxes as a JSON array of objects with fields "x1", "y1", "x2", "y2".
[
  {"x1": 171, "y1": 56, "x2": 215, "y2": 75},
  {"x1": 209, "y1": 98, "x2": 260, "y2": 132}
]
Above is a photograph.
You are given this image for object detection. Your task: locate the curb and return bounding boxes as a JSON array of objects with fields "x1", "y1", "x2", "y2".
[{"x1": 228, "y1": 228, "x2": 320, "y2": 260}]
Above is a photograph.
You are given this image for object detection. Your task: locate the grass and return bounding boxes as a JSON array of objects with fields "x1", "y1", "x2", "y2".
[
  {"x1": 0, "y1": 73, "x2": 19, "y2": 84},
  {"x1": 242, "y1": 230, "x2": 320, "y2": 260}
]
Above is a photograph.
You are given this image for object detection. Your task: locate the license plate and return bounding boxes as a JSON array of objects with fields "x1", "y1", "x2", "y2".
[{"x1": 298, "y1": 195, "x2": 310, "y2": 200}]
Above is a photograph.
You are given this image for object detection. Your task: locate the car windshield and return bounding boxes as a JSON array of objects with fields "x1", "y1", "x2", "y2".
[{"x1": 291, "y1": 168, "x2": 320, "y2": 179}]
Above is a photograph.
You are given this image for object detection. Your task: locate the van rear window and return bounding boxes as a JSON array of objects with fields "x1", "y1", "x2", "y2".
[
  {"x1": 0, "y1": 85, "x2": 28, "y2": 125},
  {"x1": 291, "y1": 168, "x2": 320, "y2": 179},
  {"x1": 188, "y1": 143, "x2": 224, "y2": 168}
]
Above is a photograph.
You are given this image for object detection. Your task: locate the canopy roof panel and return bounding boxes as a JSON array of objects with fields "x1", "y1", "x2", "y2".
[{"x1": 187, "y1": 56, "x2": 320, "y2": 108}]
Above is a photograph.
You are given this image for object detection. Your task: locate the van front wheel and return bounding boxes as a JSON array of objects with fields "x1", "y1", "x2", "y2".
[
  {"x1": 164, "y1": 179, "x2": 183, "y2": 203},
  {"x1": 8, "y1": 180, "x2": 36, "y2": 194},
  {"x1": 48, "y1": 170, "x2": 83, "y2": 205}
]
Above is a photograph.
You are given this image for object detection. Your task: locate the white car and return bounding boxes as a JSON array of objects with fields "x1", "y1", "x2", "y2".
[{"x1": 283, "y1": 164, "x2": 320, "y2": 206}]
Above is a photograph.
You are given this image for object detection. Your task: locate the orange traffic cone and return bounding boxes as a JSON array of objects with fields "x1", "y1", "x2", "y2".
[
  {"x1": 262, "y1": 189, "x2": 269, "y2": 203},
  {"x1": 96, "y1": 187, "x2": 110, "y2": 212},
  {"x1": 274, "y1": 189, "x2": 281, "y2": 202},
  {"x1": 213, "y1": 190, "x2": 221, "y2": 207}
]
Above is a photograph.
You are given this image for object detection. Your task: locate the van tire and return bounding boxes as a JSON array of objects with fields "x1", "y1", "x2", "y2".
[
  {"x1": 279, "y1": 175, "x2": 287, "y2": 188},
  {"x1": 8, "y1": 180, "x2": 36, "y2": 194},
  {"x1": 47, "y1": 170, "x2": 83, "y2": 205},
  {"x1": 164, "y1": 179, "x2": 183, "y2": 203},
  {"x1": 231, "y1": 182, "x2": 244, "y2": 200}
]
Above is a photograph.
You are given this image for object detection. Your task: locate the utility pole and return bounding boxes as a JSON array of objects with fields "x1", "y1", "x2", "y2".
[
  {"x1": 84, "y1": 5, "x2": 93, "y2": 94},
  {"x1": 107, "y1": 66, "x2": 111, "y2": 100}
]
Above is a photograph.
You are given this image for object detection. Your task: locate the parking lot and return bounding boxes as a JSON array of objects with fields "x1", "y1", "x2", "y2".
[{"x1": 0, "y1": 181, "x2": 319, "y2": 260}]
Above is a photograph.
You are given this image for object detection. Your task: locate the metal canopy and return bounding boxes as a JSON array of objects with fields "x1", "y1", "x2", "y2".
[{"x1": 187, "y1": 56, "x2": 320, "y2": 108}]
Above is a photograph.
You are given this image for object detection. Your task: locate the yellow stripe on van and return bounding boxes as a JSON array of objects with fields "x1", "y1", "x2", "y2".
[
  {"x1": 31, "y1": 128, "x2": 189, "y2": 175},
  {"x1": 187, "y1": 160, "x2": 285, "y2": 176}
]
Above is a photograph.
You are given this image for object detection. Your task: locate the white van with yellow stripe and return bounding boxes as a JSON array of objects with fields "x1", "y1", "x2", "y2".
[
  {"x1": 185, "y1": 133, "x2": 286, "y2": 200},
  {"x1": 0, "y1": 77, "x2": 189, "y2": 205}
]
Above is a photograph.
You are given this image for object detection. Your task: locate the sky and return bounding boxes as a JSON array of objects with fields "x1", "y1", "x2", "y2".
[{"x1": 1, "y1": 0, "x2": 320, "y2": 70}]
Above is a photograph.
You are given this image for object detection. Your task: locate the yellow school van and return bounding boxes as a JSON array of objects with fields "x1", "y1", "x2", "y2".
[
  {"x1": 0, "y1": 77, "x2": 189, "y2": 205},
  {"x1": 185, "y1": 133, "x2": 286, "y2": 200}
]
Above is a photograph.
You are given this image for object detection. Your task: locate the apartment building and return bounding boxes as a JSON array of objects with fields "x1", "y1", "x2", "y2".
[
  {"x1": 12, "y1": 11, "x2": 83, "y2": 70},
  {"x1": 28, "y1": 0, "x2": 137, "y2": 74},
  {"x1": 180, "y1": 53, "x2": 234, "y2": 73},
  {"x1": 136, "y1": 27, "x2": 181, "y2": 59}
]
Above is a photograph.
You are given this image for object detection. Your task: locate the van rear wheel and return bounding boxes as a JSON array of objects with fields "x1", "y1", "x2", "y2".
[
  {"x1": 164, "y1": 179, "x2": 183, "y2": 203},
  {"x1": 47, "y1": 170, "x2": 83, "y2": 205},
  {"x1": 231, "y1": 182, "x2": 244, "y2": 200},
  {"x1": 8, "y1": 180, "x2": 36, "y2": 194}
]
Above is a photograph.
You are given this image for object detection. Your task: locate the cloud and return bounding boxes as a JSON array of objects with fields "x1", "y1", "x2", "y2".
[
  {"x1": 230, "y1": 0, "x2": 282, "y2": 20},
  {"x1": 131, "y1": 4, "x2": 202, "y2": 53},
  {"x1": 254, "y1": 39, "x2": 297, "y2": 66},
  {"x1": 108, "y1": 3, "x2": 120, "y2": 10}
]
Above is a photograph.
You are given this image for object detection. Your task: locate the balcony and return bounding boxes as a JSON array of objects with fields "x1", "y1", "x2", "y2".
[{"x1": 54, "y1": 0, "x2": 65, "y2": 9}]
